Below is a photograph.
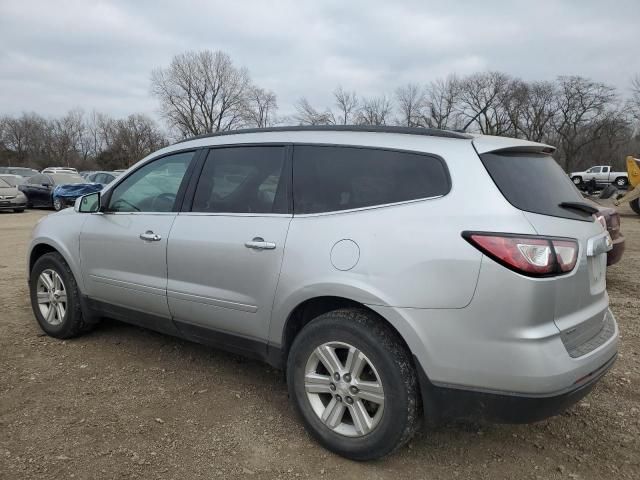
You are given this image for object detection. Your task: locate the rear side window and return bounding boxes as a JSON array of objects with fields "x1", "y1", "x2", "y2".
[
  {"x1": 293, "y1": 145, "x2": 450, "y2": 214},
  {"x1": 480, "y1": 152, "x2": 591, "y2": 221},
  {"x1": 192, "y1": 146, "x2": 289, "y2": 214}
]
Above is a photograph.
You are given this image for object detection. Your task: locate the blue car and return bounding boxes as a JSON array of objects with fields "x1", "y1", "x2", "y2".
[{"x1": 53, "y1": 181, "x2": 103, "y2": 211}]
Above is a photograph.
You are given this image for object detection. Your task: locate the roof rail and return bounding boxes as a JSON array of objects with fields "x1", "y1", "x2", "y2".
[{"x1": 177, "y1": 125, "x2": 474, "y2": 143}]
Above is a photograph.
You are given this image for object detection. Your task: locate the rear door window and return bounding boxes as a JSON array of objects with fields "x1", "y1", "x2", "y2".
[
  {"x1": 192, "y1": 146, "x2": 289, "y2": 214},
  {"x1": 293, "y1": 145, "x2": 450, "y2": 214},
  {"x1": 480, "y1": 152, "x2": 592, "y2": 221}
]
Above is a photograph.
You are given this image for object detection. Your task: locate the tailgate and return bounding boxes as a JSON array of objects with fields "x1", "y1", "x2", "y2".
[{"x1": 522, "y1": 211, "x2": 611, "y2": 343}]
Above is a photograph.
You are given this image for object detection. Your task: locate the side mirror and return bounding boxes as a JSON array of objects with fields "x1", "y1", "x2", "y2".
[{"x1": 75, "y1": 191, "x2": 101, "y2": 213}]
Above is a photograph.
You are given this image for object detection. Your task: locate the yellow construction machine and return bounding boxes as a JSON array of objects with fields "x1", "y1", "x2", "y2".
[{"x1": 614, "y1": 155, "x2": 640, "y2": 215}]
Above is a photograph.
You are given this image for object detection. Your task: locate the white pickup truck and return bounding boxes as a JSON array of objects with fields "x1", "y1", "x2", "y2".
[{"x1": 570, "y1": 166, "x2": 628, "y2": 188}]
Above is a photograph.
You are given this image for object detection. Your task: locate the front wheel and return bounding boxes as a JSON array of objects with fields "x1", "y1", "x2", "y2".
[
  {"x1": 287, "y1": 309, "x2": 420, "y2": 460},
  {"x1": 53, "y1": 197, "x2": 64, "y2": 211},
  {"x1": 30, "y1": 252, "x2": 97, "y2": 338}
]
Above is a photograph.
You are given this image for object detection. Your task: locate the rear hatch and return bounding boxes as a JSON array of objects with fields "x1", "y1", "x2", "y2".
[{"x1": 475, "y1": 143, "x2": 611, "y2": 354}]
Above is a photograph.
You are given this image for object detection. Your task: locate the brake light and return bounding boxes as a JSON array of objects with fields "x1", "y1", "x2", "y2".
[{"x1": 463, "y1": 232, "x2": 578, "y2": 277}]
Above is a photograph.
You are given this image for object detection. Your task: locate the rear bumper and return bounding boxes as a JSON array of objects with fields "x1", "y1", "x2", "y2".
[{"x1": 417, "y1": 353, "x2": 616, "y2": 424}]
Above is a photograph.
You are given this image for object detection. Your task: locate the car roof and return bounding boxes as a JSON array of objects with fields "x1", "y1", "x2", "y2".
[{"x1": 127, "y1": 126, "x2": 556, "y2": 172}]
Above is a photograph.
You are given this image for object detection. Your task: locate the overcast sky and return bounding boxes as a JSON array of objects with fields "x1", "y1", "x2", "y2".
[{"x1": 1, "y1": 0, "x2": 639, "y2": 123}]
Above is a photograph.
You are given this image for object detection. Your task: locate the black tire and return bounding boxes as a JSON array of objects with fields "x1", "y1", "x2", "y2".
[
  {"x1": 571, "y1": 176, "x2": 582, "y2": 186},
  {"x1": 631, "y1": 198, "x2": 640, "y2": 215},
  {"x1": 615, "y1": 177, "x2": 629, "y2": 188},
  {"x1": 13, "y1": 208, "x2": 25, "y2": 213},
  {"x1": 29, "y1": 252, "x2": 97, "y2": 338},
  {"x1": 53, "y1": 197, "x2": 63, "y2": 211},
  {"x1": 287, "y1": 308, "x2": 420, "y2": 460}
]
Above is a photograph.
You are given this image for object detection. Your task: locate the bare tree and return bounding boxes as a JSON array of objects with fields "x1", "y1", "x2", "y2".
[
  {"x1": 552, "y1": 76, "x2": 617, "y2": 172},
  {"x1": 629, "y1": 74, "x2": 640, "y2": 124},
  {"x1": 356, "y1": 95, "x2": 392, "y2": 126},
  {"x1": 457, "y1": 72, "x2": 511, "y2": 134},
  {"x1": 422, "y1": 75, "x2": 461, "y2": 130},
  {"x1": 151, "y1": 50, "x2": 253, "y2": 136},
  {"x1": 503, "y1": 80, "x2": 558, "y2": 141},
  {"x1": 96, "y1": 114, "x2": 167, "y2": 169},
  {"x1": 333, "y1": 86, "x2": 359, "y2": 125},
  {"x1": 244, "y1": 87, "x2": 278, "y2": 128},
  {"x1": 395, "y1": 84, "x2": 425, "y2": 127},
  {"x1": 294, "y1": 98, "x2": 334, "y2": 125}
]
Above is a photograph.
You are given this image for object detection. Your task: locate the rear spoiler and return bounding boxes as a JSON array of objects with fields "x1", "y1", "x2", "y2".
[{"x1": 472, "y1": 135, "x2": 556, "y2": 155}]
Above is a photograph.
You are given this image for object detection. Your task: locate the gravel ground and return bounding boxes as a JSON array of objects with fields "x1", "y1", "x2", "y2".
[{"x1": 0, "y1": 208, "x2": 638, "y2": 479}]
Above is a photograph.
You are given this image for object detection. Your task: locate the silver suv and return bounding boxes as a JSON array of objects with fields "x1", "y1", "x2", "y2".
[{"x1": 27, "y1": 126, "x2": 618, "y2": 460}]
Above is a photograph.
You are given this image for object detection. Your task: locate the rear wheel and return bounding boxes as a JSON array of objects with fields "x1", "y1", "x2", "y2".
[
  {"x1": 13, "y1": 208, "x2": 25, "y2": 213},
  {"x1": 631, "y1": 198, "x2": 640, "y2": 215},
  {"x1": 287, "y1": 309, "x2": 420, "y2": 460},
  {"x1": 615, "y1": 177, "x2": 629, "y2": 188},
  {"x1": 572, "y1": 176, "x2": 582, "y2": 186}
]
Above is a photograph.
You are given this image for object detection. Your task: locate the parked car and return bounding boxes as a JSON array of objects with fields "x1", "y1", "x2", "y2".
[
  {"x1": 0, "y1": 176, "x2": 27, "y2": 212},
  {"x1": 52, "y1": 182, "x2": 103, "y2": 210},
  {"x1": 42, "y1": 167, "x2": 78, "y2": 174},
  {"x1": 0, "y1": 166, "x2": 39, "y2": 178},
  {"x1": 571, "y1": 166, "x2": 628, "y2": 188},
  {"x1": 79, "y1": 170, "x2": 95, "y2": 179},
  {"x1": 19, "y1": 172, "x2": 86, "y2": 209},
  {"x1": 594, "y1": 205, "x2": 625, "y2": 266},
  {"x1": 27, "y1": 126, "x2": 618, "y2": 460},
  {"x1": 0, "y1": 174, "x2": 26, "y2": 186},
  {"x1": 85, "y1": 171, "x2": 119, "y2": 185}
]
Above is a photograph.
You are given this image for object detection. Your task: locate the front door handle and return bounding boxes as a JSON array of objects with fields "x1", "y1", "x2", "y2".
[
  {"x1": 245, "y1": 237, "x2": 276, "y2": 250},
  {"x1": 139, "y1": 231, "x2": 161, "y2": 242}
]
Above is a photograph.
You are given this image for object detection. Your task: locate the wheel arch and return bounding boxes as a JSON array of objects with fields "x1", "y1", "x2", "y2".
[
  {"x1": 277, "y1": 295, "x2": 415, "y2": 373},
  {"x1": 28, "y1": 240, "x2": 85, "y2": 292}
]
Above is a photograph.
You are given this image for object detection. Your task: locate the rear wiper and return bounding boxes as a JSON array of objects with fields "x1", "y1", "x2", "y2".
[{"x1": 558, "y1": 201, "x2": 599, "y2": 215}]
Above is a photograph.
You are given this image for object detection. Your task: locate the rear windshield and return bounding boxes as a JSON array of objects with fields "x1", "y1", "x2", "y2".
[{"x1": 480, "y1": 152, "x2": 592, "y2": 221}]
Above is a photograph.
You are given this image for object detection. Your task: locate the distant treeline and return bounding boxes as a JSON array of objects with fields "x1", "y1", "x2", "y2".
[{"x1": 1, "y1": 49, "x2": 639, "y2": 172}]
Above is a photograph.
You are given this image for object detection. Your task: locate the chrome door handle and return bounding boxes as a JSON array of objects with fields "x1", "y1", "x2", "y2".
[
  {"x1": 139, "y1": 231, "x2": 161, "y2": 242},
  {"x1": 245, "y1": 237, "x2": 276, "y2": 250}
]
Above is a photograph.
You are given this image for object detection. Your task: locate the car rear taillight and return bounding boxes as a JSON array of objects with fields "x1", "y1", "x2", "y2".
[{"x1": 463, "y1": 232, "x2": 578, "y2": 277}]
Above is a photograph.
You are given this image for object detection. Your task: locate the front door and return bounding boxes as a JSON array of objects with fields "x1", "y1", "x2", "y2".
[
  {"x1": 79, "y1": 150, "x2": 197, "y2": 321},
  {"x1": 167, "y1": 146, "x2": 292, "y2": 344}
]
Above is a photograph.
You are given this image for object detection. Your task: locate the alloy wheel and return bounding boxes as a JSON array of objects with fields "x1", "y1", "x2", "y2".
[
  {"x1": 304, "y1": 341, "x2": 385, "y2": 437},
  {"x1": 36, "y1": 269, "x2": 67, "y2": 326}
]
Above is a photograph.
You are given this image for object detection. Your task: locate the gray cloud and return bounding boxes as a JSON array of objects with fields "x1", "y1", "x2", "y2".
[{"x1": 1, "y1": 0, "x2": 638, "y2": 121}]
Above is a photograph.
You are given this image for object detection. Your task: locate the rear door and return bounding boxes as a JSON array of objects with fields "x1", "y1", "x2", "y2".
[
  {"x1": 166, "y1": 145, "x2": 292, "y2": 345},
  {"x1": 477, "y1": 150, "x2": 609, "y2": 340}
]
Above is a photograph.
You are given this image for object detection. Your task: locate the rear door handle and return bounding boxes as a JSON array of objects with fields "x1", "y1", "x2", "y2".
[
  {"x1": 139, "y1": 231, "x2": 161, "y2": 242},
  {"x1": 245, "y1": 237, "x2": 276, "y2": 250}
]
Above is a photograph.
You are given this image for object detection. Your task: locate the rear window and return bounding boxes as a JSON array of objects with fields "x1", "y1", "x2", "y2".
[
  {"x1": 293, "y1": 145, "x2": 450, "y2": 214},
  {"x1": 480, "y1": 152, "x2": 592, "y2": 221}
]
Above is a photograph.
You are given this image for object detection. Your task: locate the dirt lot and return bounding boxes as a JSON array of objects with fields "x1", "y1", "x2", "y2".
[{"x1": 0, "y1": 208, "x2": 638, "y2": 480}]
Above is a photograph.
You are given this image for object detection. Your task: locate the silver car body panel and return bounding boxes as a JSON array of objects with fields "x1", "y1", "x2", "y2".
[{"x1": 27, "y1": 129, "x2": 618, "y2": 398}]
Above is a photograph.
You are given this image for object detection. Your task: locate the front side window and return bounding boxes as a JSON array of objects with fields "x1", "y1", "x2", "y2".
[
  {"x1": 293, "y1": 145, "x2": 450, "y2": 214},
  {"x1": 590, "y1": 167, "x2": 602, "y2": 173},
  {"x1": 108, "y1": 151, "x2": 195, "y2": 212},
  {"x1": 192, "y1": 146, "x2": 288, "y2": 214}
]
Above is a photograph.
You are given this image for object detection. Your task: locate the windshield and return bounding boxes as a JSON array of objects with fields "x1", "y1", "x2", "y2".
[
  {"x1": 480, "y1": 152, "x2": 592, "y2": 222},
  {"x1": 11, "y1": 168, "x2": 37, "y2": 177},
  {"x1": 51, "y1": 173, "x2": 85, "y2": 185},
  {"x1": 0, "y1": 176, "x2": 19, "y2": 187},
  {"x1": 0, "y1": 178, "x2": 11, "y2": 188}
]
